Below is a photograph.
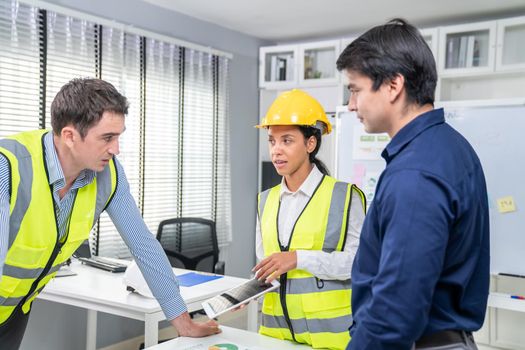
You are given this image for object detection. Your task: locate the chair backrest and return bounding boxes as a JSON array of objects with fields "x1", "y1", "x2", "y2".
[{"x1": 156, "y1": 217, "x2": 219, "y2": 273}]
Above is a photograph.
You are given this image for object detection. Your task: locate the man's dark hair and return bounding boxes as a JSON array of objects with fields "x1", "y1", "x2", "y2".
[
  {"x1": 51, "y1": 78, "x2": 129, "y2": 138},
  {"x1": 336, "y1": 18, "x2": 437, "y2": 106}
]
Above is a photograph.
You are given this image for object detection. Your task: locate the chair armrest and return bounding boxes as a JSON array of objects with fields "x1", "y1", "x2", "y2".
[{"x1": 214, "y1": 261, "x2": 225, "y2": 275}]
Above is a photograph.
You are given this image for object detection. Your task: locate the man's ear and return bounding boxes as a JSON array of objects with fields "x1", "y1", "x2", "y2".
[
  {"x1": 60, "y1": 126, "x2": 77, "y2": 148},
  {"x1": 387, "y1": 74, "x2": 405, "y2": 103}
]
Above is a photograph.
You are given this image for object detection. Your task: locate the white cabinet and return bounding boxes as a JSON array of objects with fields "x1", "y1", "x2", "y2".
[
  {"x1": 438, "y1": 21, "x2": 497, "y2": 76},
  {"x1": 259, "y1": 44, "x2": 298, "y2": 89},
  {"x1": 438, "y1": 16, "x2": 525, "y2": 77},
  {"x1": 259, "y1": 16, "x2": 525, "y2": 102},
  {"x1": 437, "y1": 17, "x2": 525, "y2": 101},
  {"x1": 496, "y1": 16, "x2": 525, "y2": 71},
  {"x1": 299, "y1": 40, "x2": 340, "y2": 86},
  {"x1": 260, "y1": 40, "x2": 340, "y2": 89}
]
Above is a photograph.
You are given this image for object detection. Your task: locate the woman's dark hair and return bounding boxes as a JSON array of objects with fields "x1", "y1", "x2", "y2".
[
  {"x1": 336, "y1": 18, "x2": 437, "y2": 106},
  {"x1": 298, "y1": 126, "x2": 330, "y2": 176}
]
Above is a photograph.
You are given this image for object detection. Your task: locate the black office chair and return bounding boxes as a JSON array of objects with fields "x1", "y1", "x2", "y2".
[{"x1": 156, "y1": 217, "x2": 225, "y2": 275}]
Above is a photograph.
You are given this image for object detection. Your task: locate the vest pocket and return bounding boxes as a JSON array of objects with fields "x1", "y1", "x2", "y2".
[
  {"x1": 0, "y1": 275, "x2": 21, "y2": 300},
  {"x1": 262, "y1": 291, "x2": 283, "y2": 315},
  {"x1": 5, "y1": 244, "x2": 48, "y2": 269},
  {"x1": 302, "y1": 290, "x2": 352, "y2": 350}
]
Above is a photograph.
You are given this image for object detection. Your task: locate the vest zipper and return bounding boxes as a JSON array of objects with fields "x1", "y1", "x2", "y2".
[
  {"x1": 274, "y1": 175, "x2": 326, "y2": 341},
  {"x1": 279, "y1": 274, "x2": 297, "y2": 342}
]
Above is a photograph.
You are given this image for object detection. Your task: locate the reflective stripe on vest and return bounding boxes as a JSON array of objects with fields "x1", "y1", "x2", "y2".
[
  {"x1": 0, "y1": 130, "x2": 117, "y2": 324},
  {"x1": 262, "y1": 313, "x2": 351, "y2": 334},
  {"x1": 257, "y1": 175, "x2": 365, "y2": 350}
]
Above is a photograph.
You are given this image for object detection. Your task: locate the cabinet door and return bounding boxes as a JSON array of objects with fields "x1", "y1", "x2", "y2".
[
  {"x1": 496, "y1": 16, "x2": 525, "y2": 71},
  {"x1": 259, "y1": 45, "x2": 298, "y2": 89},
  {"x1": 299, "y1": 40, "x2": 340, "y2": 87},
  {"x1": 438, "y1": 21, "x2": 496, "y2": 76}
]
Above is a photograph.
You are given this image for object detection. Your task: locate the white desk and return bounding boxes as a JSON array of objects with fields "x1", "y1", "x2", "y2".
[
  {"x1": 144, "y1": 325, "x2": 311, "y2": 349},
  {"x1": 38, "y1": 261, "x2": 257, "y2": 350},
  {"x1": 487, "y1": 292, "x2": 525, "y2": 313}
]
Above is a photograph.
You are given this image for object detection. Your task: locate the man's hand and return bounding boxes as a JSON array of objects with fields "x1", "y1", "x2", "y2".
[
  {"x1": 170, "y1": 312, "x2": 221, "y2": 337},
  {"x1": 253, "y1": 251, "x2": 297, "y2": 283}
]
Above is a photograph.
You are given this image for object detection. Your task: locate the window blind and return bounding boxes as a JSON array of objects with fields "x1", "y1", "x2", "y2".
[
  {"x1": 44, "y1": 11, "x2": 97, "y2": 128},
  {"x1": 142, "y1": 39, "x2": 182, "y2": 235},
  {"x1": 214, "y1": 57, "x2": 232, "y2": 245},
  {"x1": 0, "y1": 0, "x2": 232, "y2": 258},
  {"x1": 0, "y1": 0, "x2": 40, "y2": 137},
  {"x1": 95, "y1": 28, "x2": 142, "y2": 258},
  {"x1": 182, "y1": 49, "x2": 215, "y2": 220}
]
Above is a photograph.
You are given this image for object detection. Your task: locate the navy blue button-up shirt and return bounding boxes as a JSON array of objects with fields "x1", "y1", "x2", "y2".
[{"x1": 347, "y1": 108, "x2": 490, "y2": 350}]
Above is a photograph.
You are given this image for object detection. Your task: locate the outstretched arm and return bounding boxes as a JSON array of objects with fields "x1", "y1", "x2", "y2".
[{"x1": 107, "y1": 159, "x2": 220, "y2": 337}]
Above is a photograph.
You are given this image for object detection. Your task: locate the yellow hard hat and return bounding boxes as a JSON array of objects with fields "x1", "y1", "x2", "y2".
[{"x1": 256, "y1": 89, "x2": 332, "y2": 134}]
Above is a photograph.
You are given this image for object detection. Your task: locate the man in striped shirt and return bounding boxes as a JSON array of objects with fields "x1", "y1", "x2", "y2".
[{"x1": 0, "y1": 78, "x2": 220, "y2": 349}]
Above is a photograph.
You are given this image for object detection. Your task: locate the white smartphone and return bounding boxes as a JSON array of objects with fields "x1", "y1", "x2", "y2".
[{"x1": 201, "y1": 278, "x2": 280, "y2": 319}]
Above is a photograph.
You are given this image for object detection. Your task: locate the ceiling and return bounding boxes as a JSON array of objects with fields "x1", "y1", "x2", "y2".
[{"x1": 143, "y1": 0, "x2": 525, "y2": 42}]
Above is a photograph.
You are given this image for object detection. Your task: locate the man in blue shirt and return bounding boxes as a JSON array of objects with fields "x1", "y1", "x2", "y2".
[
  {"x1": 336, "y1": 19, "x2": 490, "y2": 350},
  {"x1": 0, "y1": 78, "x2": 220, "y2": 349}
]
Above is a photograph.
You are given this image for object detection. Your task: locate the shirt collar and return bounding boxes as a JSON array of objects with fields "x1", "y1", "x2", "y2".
[
  {"x1": 43, "y1": 131, "x2": 96, "y2": 187},
  {"x1": 382, "y1": 108, "x2": 445, "y2": 163},
  {"x1": 280, "y1": 164, "x2": 324, "y2": 198}
]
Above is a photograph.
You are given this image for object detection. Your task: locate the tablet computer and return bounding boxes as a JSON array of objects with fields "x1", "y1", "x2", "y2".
[{"x1": 202, "y1": 278, "x2": 280, "y2": 319}]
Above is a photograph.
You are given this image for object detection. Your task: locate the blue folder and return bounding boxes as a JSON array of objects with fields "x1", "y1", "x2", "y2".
[{"x1": 177, "y1": 272, "x2": 223, "y2": 287}]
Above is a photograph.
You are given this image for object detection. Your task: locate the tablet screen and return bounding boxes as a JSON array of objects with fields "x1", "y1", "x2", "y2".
[{"x1": 204, "y1": 278, "x2": 278, "y2": 316}]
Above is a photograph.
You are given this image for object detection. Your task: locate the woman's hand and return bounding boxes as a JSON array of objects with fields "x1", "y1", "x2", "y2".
[{"x1": 253, "y1": 251, "x2": 297, "y2": 283}]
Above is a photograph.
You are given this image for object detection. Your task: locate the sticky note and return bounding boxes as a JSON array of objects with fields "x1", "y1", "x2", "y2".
[{"x1": 497, "y1": 196, "x2": 516, "y2": 213}]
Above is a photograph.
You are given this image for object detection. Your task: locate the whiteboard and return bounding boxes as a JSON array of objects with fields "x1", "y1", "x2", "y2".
[
  {"x1": 335, "y1": 103, "x2": 525, "y2": 276},
  {"x1": 334, "y1": 107, "x2": 387, "y2": 205}
]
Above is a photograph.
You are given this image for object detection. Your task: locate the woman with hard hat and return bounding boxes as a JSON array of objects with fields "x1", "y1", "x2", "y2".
[{"x1": 253, "y1": 89, "x2": 366, "y2": 350}]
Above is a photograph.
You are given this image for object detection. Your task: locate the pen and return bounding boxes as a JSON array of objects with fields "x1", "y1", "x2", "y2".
[
  {"x1": 511, "y1": 295, "x2": 525, "y2": 300},
  {"x1": 499, "y1": 273, "x2": 525, "y2": 279}
]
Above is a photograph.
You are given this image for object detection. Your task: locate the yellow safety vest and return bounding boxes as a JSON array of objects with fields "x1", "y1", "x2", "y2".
[
  {"x1": 258, "y1": 175, "x2": 365, "y2": 350},
  {"x1": 0, "y1": 130, "x2": 117, "y2": 325}
]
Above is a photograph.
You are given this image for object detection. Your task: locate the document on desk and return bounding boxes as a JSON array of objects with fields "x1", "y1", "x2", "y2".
[
  {"x1": 176, "y1": 272, "x2": 223, "y2": 287},
  {"x1": 179, "y1": 338, "x2": 264, "y2": 350},
  {"x1": 55, "y1": 266, "x2": 77, "y2": 277}
]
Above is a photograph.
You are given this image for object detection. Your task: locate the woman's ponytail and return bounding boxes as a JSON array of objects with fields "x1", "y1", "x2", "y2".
[{"x1": 298, "y1": 125, "x2": 330, "y2": 176}]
